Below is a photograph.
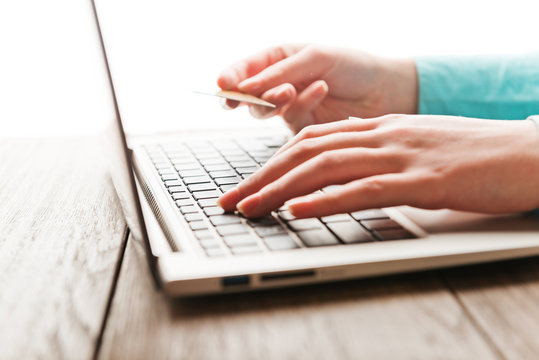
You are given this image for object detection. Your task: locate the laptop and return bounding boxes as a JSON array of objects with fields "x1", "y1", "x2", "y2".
[{"x1": 90, "y1": 0, "x2": 539, "y2": 296}]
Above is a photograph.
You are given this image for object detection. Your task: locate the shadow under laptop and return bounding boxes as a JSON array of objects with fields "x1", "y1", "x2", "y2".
[
  {"x1": 166, "y1": 256, "x2": 539, "y2": 320},
  {"x1": 125, "y1": 231, "x2": 539, "y2": 322}
]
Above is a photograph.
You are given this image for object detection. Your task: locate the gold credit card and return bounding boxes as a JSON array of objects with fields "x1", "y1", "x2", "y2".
[{"x1": 194, "y1": 90, "x2": 276, "y2": 108}]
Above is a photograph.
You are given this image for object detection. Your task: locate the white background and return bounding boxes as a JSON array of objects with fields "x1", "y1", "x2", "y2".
[{"x1": 1, "y1": 0, "x2": 538, "y2": 137}]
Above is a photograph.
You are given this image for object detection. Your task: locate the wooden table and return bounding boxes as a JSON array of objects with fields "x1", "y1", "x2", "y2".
[{"x1": 2, "y1": 136, "x2": 539, "y2": 360}]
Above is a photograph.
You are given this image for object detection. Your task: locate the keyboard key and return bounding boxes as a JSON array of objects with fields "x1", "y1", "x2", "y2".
[
  {"x1": 288, "y1": 219, "x2": 323, "y2": 231},
  {"x1": 361, "y1": 218, "x2": 401, "y2": 231},
  {"x1": 209, "y1": 170, "x2": 237, "y2": 178},
  {"x1": 326, "y1": 221, "x2": 374, "y2": 244},
  {"x1": 199, "y1": 158, "x2": 226, "y2": 166},
  {"x1": 230, "y1": 160, "x2": 257, "y2": 168},
  {"x1": 160, "y1": 173, "x2": 179, "y2": 181},
  {"x1": 223, "y1": 154, "x2": 251, "y2": 162},
  {"x1": 164, "y1": 179, "x2": 183, "y2": 187},
  {"x1": 193, "y1": 229, "x2": 213, "y2": 240},
  {"x1": 172, "y1": 193, "x2": 190, "y2": 201},
  {"x1": 174, "y1": 162, "x2": 201, "y2": 171},
  {"x1": 223, "y1": 233, "x2": 258, "y2": 247},
  {"x1": 278, "y1": 210, "x2": 296, "y2": 221},
  {"x1": 220, "y1": 184, "x2": 237, "y2": 192},
  {"x1": 158, "y1": 168, "x2": 176, "y2": 176},
  {"x1": 210, "y1": 214, "x2": 242, "y2": 226},
  {"x1": 193, "y1": 190, "x2": 221, "y2": 200},
  {"x1": 211, "y1": 141, "x2": 239, "y2": 151},
  {"x1": 175, "y1": 199, "x2": 194, "y2": 207},
  {"x1": 230, "y1": 245, "x2": 263, "y2": 255},
  {"x1": 153, "y1": 162, "x2": 170, "y2": 170},
  {"x1": 183, "y1": 175, "x2": 211, "y2": 185},
  {"x1": 216, "y1": 224, "x2": 250, "y2": 236},
  {"x1": 204, "y1": 206, "x2": 225, "y2": 216},
  {"x1": 247, "y1": 216, "x2": 280, "y2": 227},
  {"x1": 184, "y1": 212, "x2": 203, "y2": 222},
  {"x1": 167, "y1": 186, "x2": 186, "y2": 194},
  {"x1": 297, "y1": 228, "x2": 339, "y2": 247},
  {"x1": 198, "y1": 198, "x2": 219, "y2": 207},
  {"x1": 215, "y1": 176, "x2": 240, "y2": 185},
  {"x1": 263, "y1": 234, "x2": 299, "y2": 251},
  {"x1": 350, "y1": 209, "x2": 388, "y2": 221},
  {"x1": 247, "y1": 150, "x2": 275, "y2": 157},
  {"x1": 199, "y1": 238, "x2": 220, "y2": 249},
  {"x1": 189, "y1": 220, "x2": 208, "y2": 230},
  {"x1": 180, "y1": 205, "x2": 198, "y2": 214},
  {"x1": 205, "y1": 247, "x2": 226, "y2": 257},
  {"x1": 204, "y1": 164, "x2": 232, "y2": 172},
  {"x1": 195, "y1": 152, "x2": 221, "y2": 160},
  {"x1": 254, "y1": 225, "x2": 287, "y2": 237},
  {"x1": 235, "y1": 166, "x2": 258, "y2": 174},
  {"x1": 253, "y1": 155, "x2": 271, "y2": 163},
  {"x1": 321, "y1": 214, "x2": 352, "y2": 223},
  {"x1": 178, "y1": 169, "x2": 205, "y2": 178},
  {"x1": 188, "y1": 183, "x2": 217, "y2": 192},
  {"x1": 374, "y1": 229, "x2": 416, "y2": 241}
]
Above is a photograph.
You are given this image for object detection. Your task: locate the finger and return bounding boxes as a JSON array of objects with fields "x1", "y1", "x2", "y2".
[
  {"x1": 248, "y1": 83, "x2": 296, "y2": 119},
  {"x1": 274, "y1": 117, "x2": 380, "y2": 157},
  {"x1": 221, "y1": 98, "x2": 240, "y2": 110},
  {"x1": 281, "y1": 80, "x2": 329, "y2": 131},
  {"x1": 217, "y1": 44, "x2": 303, "y2": 90},
  {"x1": 218, "y1": 131, "x2": 383, "y2": 211},
  {"x1": 237, "y1": 47, "x2": 334, "y2": 95},
  {"x1": 287, "y1": 173, "x2": 418, "y2": 218},
  {"x1": 234, "y1": 148, "x2": 400, "y2": 218}
]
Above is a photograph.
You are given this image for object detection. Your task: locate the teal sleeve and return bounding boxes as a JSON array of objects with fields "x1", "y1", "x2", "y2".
[{"x1": 416, "y1": 54, "x2": 539, "y2": 119}]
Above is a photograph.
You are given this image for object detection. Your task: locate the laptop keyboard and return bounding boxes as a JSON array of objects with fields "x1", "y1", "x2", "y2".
[{"x1": 144, "y1": 136, "x2": 416, "y2": 257}]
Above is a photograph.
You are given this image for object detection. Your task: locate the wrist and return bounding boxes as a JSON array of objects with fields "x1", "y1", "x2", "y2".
[{"x1": 378, "y1": 57, "x2": 418, "y2": 115}]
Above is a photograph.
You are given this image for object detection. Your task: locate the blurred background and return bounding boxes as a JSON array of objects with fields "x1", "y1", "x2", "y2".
[{"x1": 1, "y1": 0, "x2": 537, "y2": 137}]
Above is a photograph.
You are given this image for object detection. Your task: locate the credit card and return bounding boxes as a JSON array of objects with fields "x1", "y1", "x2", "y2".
[{"x1": 194, "y1": 90, "x2": 276, "y2": 108}]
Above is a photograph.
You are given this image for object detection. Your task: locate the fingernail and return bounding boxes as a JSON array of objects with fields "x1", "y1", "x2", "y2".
[
  {"x1": 217, "y1": 70, "x2": 236, "y2": 89},
  {"x1": 218, "y1": 188, "x2": 240, "y2": 210},
  {"x1": 237, "y1": 193, "x2": 261, "y2": 216},
  {"x1": 275, "y1": 86, "x2": 292, "y2": 102},
  {"x1": 287, "y1": 197, "x2": 315, "y2": 217}
]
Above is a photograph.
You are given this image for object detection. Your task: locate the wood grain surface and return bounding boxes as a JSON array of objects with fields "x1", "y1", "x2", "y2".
[
  {"x1": 0, "y1": 137, "x2": 126, "y2": 360},
  {"x1": 98, "y1": 236, "x2": 497, "y2": 360},
  {"x1": 443, "y1": 258, "x2": 539, "y2": 359}
]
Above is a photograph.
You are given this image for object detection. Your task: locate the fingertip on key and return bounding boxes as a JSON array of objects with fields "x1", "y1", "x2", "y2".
[{"x1": 218, "y1": 188, "x2": 240, "y2": 211}]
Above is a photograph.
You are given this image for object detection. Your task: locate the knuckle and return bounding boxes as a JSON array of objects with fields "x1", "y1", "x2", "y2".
[
  {"x1": 296, "y1": 124, "x2": 318, "y2": 140},
  {"x1": 378, "y1": 114, "x2": 404, "y2": 126},
  {"x1": 304, "y1": 45, "x2": 331, "y2": 62},
  {"x1": 314, "y1": 151, "x2": 338, "y2": 170},
  {"x1": 361, "y1": 178, "x2": 387, "y2": 196}
]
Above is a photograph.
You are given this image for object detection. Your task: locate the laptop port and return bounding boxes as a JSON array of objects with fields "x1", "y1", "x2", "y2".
[
  {"x1": 222, "y1": 275, "x2": 250, "y2": 287},
  {"x1": 260, "y1": 270, "x2": 315, "y2": 282}
]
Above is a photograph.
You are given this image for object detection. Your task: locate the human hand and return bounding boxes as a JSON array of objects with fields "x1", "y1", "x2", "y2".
[
  {"x1": 217, "y1": 44, "x2": 418, "y2": 133},
  {"x1": 218, "y1": 115, "x2": 539, "y2": 218}
]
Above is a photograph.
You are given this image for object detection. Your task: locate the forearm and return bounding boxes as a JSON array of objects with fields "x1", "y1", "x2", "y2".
[{"x1": 415, "y1": 54, "x2": 539, "y2": 119}]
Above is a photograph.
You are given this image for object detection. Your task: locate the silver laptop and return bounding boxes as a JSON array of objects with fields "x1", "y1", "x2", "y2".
[{"x1": 90, "y1": 0, "x2": 539, "y2": 296}]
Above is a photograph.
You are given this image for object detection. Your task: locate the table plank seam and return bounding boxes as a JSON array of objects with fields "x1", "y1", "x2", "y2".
[
  {"x1": 440, "y1": 272, "x2": 507, "y2": 360},
  {"x1": 92, "y1": 226, "x2": 130, "y2": 360}
]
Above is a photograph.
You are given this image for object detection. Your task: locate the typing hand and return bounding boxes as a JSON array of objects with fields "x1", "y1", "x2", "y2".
[
  {"x1": 217, "y1": 44, "x2": 418, "y2": 133},
  {"x1": 218, "y1": 115, "x2": 539, "y2": 218}
]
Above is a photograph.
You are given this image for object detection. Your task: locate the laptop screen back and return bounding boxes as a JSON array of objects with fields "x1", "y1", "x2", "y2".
[{"x1": 89, "y1": 0, "x2": 151, "y2": 254}]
